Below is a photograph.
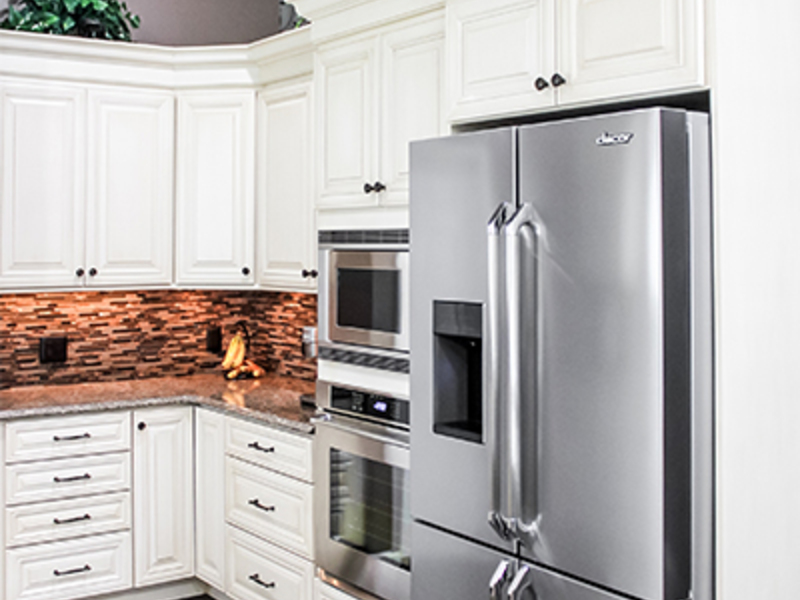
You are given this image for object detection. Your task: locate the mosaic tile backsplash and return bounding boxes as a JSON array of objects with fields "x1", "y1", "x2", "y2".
[{"x1": 0, "y1": 290, "x2": 317, "y2": 390}]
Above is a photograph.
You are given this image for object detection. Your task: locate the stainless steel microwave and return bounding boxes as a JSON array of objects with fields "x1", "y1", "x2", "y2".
[{"x1": 318, "y1": 230, "x2": 410, "y2": 354}]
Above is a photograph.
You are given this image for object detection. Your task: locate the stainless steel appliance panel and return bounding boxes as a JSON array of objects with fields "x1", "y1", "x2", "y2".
[
  {"x1": 513, "y1": 109, "x2": 694, "y2": 600},
  {"x1": 409, "y1": 128, "x2": 516, "y2": 552},
  {"x1": 413, "y1": 522, "x2": 630, "y2": 600},
  {"x1": 314, "y1": 415, "x2": 411, "y2": 600}
]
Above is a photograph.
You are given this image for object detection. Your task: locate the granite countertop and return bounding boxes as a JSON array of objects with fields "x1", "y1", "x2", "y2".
[{"x1": 0, "y1": 373, "x2": 319, "y2": 435}]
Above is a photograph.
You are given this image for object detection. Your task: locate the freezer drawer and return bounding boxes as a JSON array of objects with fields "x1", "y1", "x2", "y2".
[{"x1": 412, "y1": 522, "x2": 629, "y2": 600}]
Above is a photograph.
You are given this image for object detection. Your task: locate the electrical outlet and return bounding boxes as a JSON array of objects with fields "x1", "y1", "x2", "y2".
[
  {"x1": 40, "y1": 337, "x2": 67, "y2": 364},
  {"x1": 206, "y1": 327, "x2": 222, "y2": 354}
]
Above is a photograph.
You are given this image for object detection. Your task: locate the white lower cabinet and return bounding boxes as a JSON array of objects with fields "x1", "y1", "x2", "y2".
[
  {"x1": 133, "y1": 406, "x2": 195, "y2": 587},
  {"x1": 7, "y1": 531, "x2": 132, "y2": 600},
  {"x1": 195, "y1": 408, "x2": 226, "y2": 590},
  {"x1": 227, "y1": 526, "x2": 314, "y2": 600}
]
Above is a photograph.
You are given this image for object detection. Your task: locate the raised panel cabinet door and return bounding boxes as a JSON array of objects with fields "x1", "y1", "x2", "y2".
[
  {"x1": 86, "y1": 89, "x2": 174, "y2": 287},
  {"x1": 194, "y1": 408, "x2": 226, "y2": 590},
  {"x1": 257, "y1": 81, "x2": 316, "y2": 292},
  {"x1": 447, "y1": 0, "x2": 556, "y2": 123},
  {"x1": 380, "y1": 13, "x2": 447, "y2": 206},
  {"x1": 133, "y1": 406, "x2": 194, "y2": 586},
  {"x1": 0, "y1": 83, "x2": 86, "y2": 289},
  {"x1": 176, "y1": 92, "x2": 255, "y2": 286},
  {"x1": 557, "y1": 0, "x2": 704, "y2": 105},
  {"x1": 315, "y1": 36, "x2": 379, "y2": 209}
]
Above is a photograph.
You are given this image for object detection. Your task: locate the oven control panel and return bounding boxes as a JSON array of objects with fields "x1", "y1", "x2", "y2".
[{"x1": 331, "y1": 386, "x2": 409, "y2": 426}]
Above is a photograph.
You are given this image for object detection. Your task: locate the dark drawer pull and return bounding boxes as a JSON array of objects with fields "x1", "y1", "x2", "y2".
[
  {"x1": 249, "y1": 574, "x2": 276, "y2": 589},
  {"x1": 248, "y1": 498, "x2": 276, "y2": 513},
  {"x1": 53, "y1": 473, "x2": 92, "y2": 483},
  {"x1": 53, "y1": 433, "x2": 91, "y2": 442},
  {"x1": 54, "y1": 514, "x2": 92, "y2": 525},
  {"x1": 54, "y1": 564, "x2": 91, "y2": 577},
  {"x1": 248, "y1": 442, "x2": 275, "y2": 454}
]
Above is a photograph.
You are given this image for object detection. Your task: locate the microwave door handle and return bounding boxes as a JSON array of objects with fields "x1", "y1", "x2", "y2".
[
  {"x1": 503, "y1": 204, "x2": 541, "y2": 546},
  {"x1": 487, "y1": 202, "x2": 514, "y2": 541}
]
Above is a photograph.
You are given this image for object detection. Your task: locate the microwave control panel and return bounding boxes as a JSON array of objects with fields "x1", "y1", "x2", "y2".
[{"x1": 331, "y1": 386, "x2": 409, "y2": 426}]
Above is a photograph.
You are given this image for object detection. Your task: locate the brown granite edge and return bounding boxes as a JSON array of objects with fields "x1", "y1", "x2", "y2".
[{"x1": 0, "y1": 394, "x2": 319, "y2": 436}]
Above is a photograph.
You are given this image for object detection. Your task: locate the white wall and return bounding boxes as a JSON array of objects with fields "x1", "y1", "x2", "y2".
[
  {"x1": 711, "y1": 0, "x2": 800, "y2": 598},
  {"x1": 0, "y1": 0, "x2": 281, "y2": 45}
]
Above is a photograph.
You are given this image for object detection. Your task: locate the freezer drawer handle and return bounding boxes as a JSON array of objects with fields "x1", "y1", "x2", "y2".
[
  {"x1": 54, "y1": 513, "x2": 92, "y2": 525},
  {"x1": 248, "y1": 498, "x2": 276, "y2": 513},
  {"x1": 507, "y1": 565, "x2": 533, "y2": 600},
  {"x1": 248, "y1": 441, "x2": 276, "y2": 454},
  {"x1": 53, "y1": 473, "x2": 92, "y2": 483},
  {"x1": 54, "y1": 565, "x2": 91, "y2": 577},
  {"x1": 490, "y1": 560, "x2": 512, "y2": 600},
  {"x1": 249, "y1": 574, "x2": 276, "y2": 589},
  {"x1": 53, "y1": 433, "x2": 91, "y2": 442}
]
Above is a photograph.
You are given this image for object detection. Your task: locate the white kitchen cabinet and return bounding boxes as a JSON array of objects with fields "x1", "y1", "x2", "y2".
[
  {"x1": 86, "y1": 89, "x2": 174, "y2": 287},
  {"x1": 447, "y1": 0, "x2": 704, "y2": 122},
  {"x1": 257, "y1": 80, "x2": 317, "y2": 292},
  {"x1": 194, "y1": 408, "x2": 226, "y2": 590},
  {"x1": 133, "y1": 406, "x2": 194, "y2": 587},
  {"x1": 0, "y1": 82, "x2": 175, "y2": 290},
  {"x1": 315, "y1": 11, "x2": 445, "y2": 210},
  {"x1": 176, "y1": 91, "x2": 256, "y2": 286},
  {"x1": 0, "y1": 82, "x2": 86, "y2": 289}
]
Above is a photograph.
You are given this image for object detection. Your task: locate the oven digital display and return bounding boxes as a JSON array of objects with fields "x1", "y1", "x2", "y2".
[
  {"x1": 372, "y1": 400, "x2": 388, "y2": 413},
  {"x1": 337, "y1": 268, "x2": 400, "y2": 333}
]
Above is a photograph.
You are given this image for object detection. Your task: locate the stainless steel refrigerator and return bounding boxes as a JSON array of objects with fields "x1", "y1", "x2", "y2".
[{"x1": 409, "y1": 108, "x2": 713, "y2": 600}]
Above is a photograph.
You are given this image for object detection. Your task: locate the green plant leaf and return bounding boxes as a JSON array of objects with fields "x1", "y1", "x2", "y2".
[{"x1": 63, "y1": 0, "x2": 79, "y2": 12}]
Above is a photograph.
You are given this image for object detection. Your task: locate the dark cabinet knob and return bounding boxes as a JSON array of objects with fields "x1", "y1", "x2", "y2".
[
  {"x1": 534, "y1": 76, "x2": 550, "y2": 91},
  {"x1": 364, "y1": 181, "x2": 387, "y2": 194},
  {"x1": 551, "y1": 73, "x2": 567, "y2": 87},
  {"x1": 75, "y1": 268, "x2": 85, "y2": 277},
  {"x1": 242, "y1": 267, "x2": 251, "y2": 276},
  {"x1": 138, "y1": 422, "x2": 146, "y2": 431},
  {"x1": 301, "y1": 269, "x2": 319, "y2": 279},
  {"x1": 88, "y1": 268, "x2": 98, "y2": 277}
]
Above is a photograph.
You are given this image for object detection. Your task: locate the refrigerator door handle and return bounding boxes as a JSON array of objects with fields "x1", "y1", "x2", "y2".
[
  {"x1": 506, "y1": 565, "x2": 533, "y2": 600},
  {"x1": 487, "y1": 202, "x2": 515, "y2": 542},
  {"x1": 489, "y1": 560, "x2": 512, "y2": 600},
  {"x1": 503, "y1": 204, "x2": 541, "y2": 547}
]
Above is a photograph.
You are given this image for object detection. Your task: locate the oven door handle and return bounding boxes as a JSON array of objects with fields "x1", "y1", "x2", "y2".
[{"x1": 312, "y1": 415, "x2": 409, "y2": 449}]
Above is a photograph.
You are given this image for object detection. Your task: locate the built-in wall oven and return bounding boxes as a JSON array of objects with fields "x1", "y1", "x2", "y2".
[
  {"x1": 318, "y1": 230, "x2": 410, "y2": 355},
  {"x1": 314, "y1": 382, "x2": 411, "y2": 600}
]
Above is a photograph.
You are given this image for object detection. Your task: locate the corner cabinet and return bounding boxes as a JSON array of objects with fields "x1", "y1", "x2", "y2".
[
  {"x1": 0, "y1": 81, "x2": 175, "y2": 290},
  {"x1": 257, "y1": 80, "x2": 318, "y2": 292},
  {"x1": 133, "y1": 406, "x2": 195, "y2": 587},
  {"x1": 447, "y1": 0, "x2": 705, "y2": 122},
  {"x1": 176, "y1": 91, "x2": 256, "y2": 287},
  {"x1": 315, "y1": 11, "x2": 446, "y2": 210}
]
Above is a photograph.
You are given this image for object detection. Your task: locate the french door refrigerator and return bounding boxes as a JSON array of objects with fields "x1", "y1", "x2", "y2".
[{"x1": 409, "y1": 108, "x2": 713, "y2": 600}]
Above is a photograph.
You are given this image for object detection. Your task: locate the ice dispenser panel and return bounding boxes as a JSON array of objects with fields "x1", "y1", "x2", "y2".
[{"x1": 433, "y1": 301, "x2": 483, "y2": 443}]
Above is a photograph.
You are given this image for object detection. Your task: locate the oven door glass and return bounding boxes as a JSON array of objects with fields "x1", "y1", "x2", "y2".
[
  {"x1": 330, "y1": 449, "x2": 411, "y2": 571},
  {"x1": 328, "y1": 250, "x2": 410, "y2": 351}
]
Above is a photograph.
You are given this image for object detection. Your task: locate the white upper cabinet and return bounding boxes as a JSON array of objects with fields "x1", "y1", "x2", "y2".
[
  {"x1": 447, "y1": 0, "x2": 556, "y2": 121},
  {"x1": 176, "y1": 91, "x2": 256, "y2": 286},
  {"x1": 447, "y1": 0, "x2": 704, "y2": 122},
  {"x1": 316, "y1": 11, "x2": 446, "y2": 210},
  {"x1": 87, "y1": 89, "x2": 174, "y2": 287},
  {"x1": 0, "y1": 82, "x2": 86, "y2": 290},
  {"x1": 257, "y1": 80, "x2": 317, "y2": 292},
  {"x1": 557, "y1": 0, "x2": 703, "y2": 105}
]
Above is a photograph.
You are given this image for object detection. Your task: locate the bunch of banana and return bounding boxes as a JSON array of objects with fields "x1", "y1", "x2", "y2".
[
  {"x1": 226, "y1": 359, "x2": 267, "y2": 380},
  {"x1": 221, "y1": 333, "x2": 246, "y2": 370}
]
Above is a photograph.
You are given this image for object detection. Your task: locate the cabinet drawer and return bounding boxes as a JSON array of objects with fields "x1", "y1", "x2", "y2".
[
  {"x1": 226, "y1": 456, "x2": 313, "y2": 559},
  {"x1": 6, "y1": 492, "x2": 131, "y2": 547},
  {"x1": 226, "y1": 526, "x2": 313, "y2": 600},
  {"x1": 6, "y1": 452, "x2": 131, "y2": 506},
  {"x1": 6, "y1": 411, "x2": 131, "y2": 463},
  {"x1": 6, "y1": 531, "x2": 133, "y2": 600},
  {"x1": 226, "y1": 416, "x2": 312, "y2": 482}
]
